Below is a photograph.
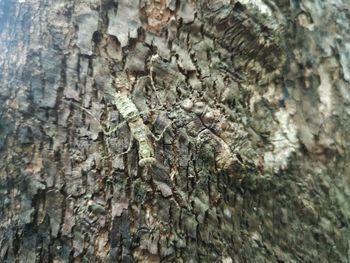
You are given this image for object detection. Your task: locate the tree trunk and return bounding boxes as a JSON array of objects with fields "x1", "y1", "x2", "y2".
[{"x1": 1, "y1": 0, "x2": 350, "y2": 262}]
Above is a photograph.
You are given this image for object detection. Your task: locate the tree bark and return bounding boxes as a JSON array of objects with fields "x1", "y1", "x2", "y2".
[{"x1": 1, "y1": 0, "x2": 350, "y2": 262}]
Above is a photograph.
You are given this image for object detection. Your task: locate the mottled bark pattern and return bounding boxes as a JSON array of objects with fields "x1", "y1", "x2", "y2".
[{"x1": 0, "y1": 0, "x2": 350, "y2": 262}]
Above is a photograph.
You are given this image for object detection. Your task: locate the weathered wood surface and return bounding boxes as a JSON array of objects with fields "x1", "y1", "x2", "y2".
[{"x1": 0, "y1": 0, "x2": 349, "y2": 262}]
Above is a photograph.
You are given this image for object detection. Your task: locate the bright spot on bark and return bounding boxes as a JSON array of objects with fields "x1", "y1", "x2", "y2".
[
  {"x1": 264, "y1": 108, "x2": 299, "y2": 172},
  {"x1": 239, "y1": 0, "x2": 273, "y2": 17},
  {"x1": 318, "y1": 64, "x2": 334, "y2": 118}
]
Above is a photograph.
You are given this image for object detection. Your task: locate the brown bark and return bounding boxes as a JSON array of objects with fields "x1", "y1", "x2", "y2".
[{"x1": 0, "y1": 0, "x2": 350, "y2": 262}]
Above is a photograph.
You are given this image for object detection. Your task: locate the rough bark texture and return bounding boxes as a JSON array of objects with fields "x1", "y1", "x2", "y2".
[{"x1": 0, "y1": 0, "x2": 350, "y2": 262}]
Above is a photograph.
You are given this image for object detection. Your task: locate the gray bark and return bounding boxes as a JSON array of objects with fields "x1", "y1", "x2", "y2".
[{"x1": 0, "y1": 0, "x2": 350, "y2": 262}]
